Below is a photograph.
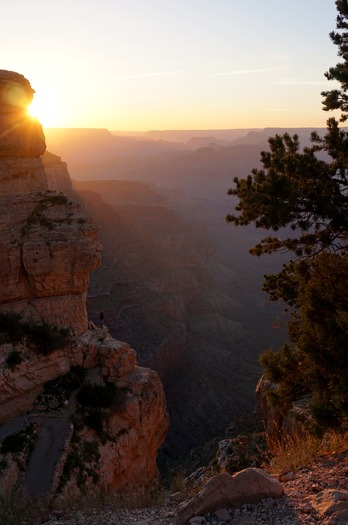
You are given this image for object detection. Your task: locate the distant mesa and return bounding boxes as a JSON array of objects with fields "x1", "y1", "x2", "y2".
[{"x1": 0, "y1": 69, "x2": 46, "y2": 157}]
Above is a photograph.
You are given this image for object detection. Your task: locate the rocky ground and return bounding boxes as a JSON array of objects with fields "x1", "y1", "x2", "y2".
[{"x1": 42, "y1": 450, "x2": 348, "y2": 525}]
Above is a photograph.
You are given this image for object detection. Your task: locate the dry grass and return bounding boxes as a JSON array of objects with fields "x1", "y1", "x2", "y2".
[
  {"x1": 264, "y1": 428, "x2": 348, "y2": 474},
  {"x1": 0, "y1": 482, "x2": 50, "y2": 525}
]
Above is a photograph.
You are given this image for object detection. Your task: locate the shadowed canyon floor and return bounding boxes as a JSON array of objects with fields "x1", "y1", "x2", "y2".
[{"x1": 70, "y1": 176, "x2": 285, "y2": 459}]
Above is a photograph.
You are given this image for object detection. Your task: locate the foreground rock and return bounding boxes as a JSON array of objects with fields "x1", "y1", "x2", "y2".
[
  {"x1": 175, "y1": 468, "x2": 284, "y2": 525},
  {"x1": 30, "y1": 446, "x2": 348, "y2": 525},
  {"x1": 305, "y1": 489, "x2": 348, "y2": 524}
]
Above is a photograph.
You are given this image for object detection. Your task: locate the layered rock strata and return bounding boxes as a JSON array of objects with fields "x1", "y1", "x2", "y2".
[
  {"x1": 0, "y1": 71, "x2": 169, "y2": 494},
  {"x1": 0, "y1": 328, "x2": 169, "y2": 493},
  {"x1": 0, "y1": 69, "x2": 101, "y2": 334}
]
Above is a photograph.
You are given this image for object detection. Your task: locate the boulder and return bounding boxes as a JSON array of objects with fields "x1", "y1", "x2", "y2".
[{"x1": 176, "y1": 468, "x2": 283, "y2": 525}]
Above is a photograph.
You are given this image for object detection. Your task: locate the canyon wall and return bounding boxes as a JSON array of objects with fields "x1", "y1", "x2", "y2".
[
  {"x1": 0, "y1": 70, "x2": 169, "y2": 494},
  {"x1": 0, "y1": 70, "x2": 101, "y2": 334}
]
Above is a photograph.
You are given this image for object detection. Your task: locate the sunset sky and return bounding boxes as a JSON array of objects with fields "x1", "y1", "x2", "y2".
[{"x1": 2, "y1": 1, "x2": 339, "y2": 130}]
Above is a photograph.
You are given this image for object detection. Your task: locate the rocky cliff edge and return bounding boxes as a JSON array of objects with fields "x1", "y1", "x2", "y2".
[{"x1": 0, "y1": 70, "x2": 169, "y2": 495}]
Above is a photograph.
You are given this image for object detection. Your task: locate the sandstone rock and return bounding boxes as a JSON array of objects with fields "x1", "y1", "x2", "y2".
[
  {"x1": 95, "y1": 367, "x2": 170, "y2": 492},
  {"x1": 323, "y1": 510, "x2": 348, "y2": 524},
  {"x1": 0, "y1": 70, "x2": 46, "y2": 157},
  {"x1": 0, "y1": 329, "x2": 136, "y2": 424},
  {"x1": 0, "y1": 157, "x2": 47, "y2": 193},
  {"x1": 0, "y1": 70, "x2": 169, "y2": 499},
  {"x1": 99, "y1": 334, "x2": 136, "y2": 379},
  {"x1": 255, "y1": 377, "x2": 282, "y2": 442},
  {"x1": 43, "y1": 152, "x2": 73, "y2": 193},
  {"x1": 175, "y1": 468, "x2": 284, "y2": 525},
  {"x1": 256, "y1": 376, "x2": 316, "y2": 444},
  {"x1": 0, "y1": 192, "x2": 102, "y2": 333},
  {"x1": 306, "y1": 489, "x2": 348, "y2": 521}
]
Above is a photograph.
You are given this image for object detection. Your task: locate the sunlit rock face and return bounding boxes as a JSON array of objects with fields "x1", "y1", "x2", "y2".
[
  {"x1": 0, "y1": 71, "x2": 102, "y2": 334},
  {"x1": 0, "y1": 70, "x2": 46, "y2": 158},
  {"x1": 0, "y1": 72, "x2": 169, "y2": 496}
]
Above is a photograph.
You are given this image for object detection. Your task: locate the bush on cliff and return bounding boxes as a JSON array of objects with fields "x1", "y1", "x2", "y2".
[
  {"x1": 227, "y1": 1, "x2": 348, "y2": 426},
  {"x1": 0, "y1": 311, "x2": 71, "y2": 355},
  {"x1": 77, "y1": 381, "x2": 117, "y2": 408},
  {"x1": 5, "y1": 350, "x2": 23, "y2": 371}
]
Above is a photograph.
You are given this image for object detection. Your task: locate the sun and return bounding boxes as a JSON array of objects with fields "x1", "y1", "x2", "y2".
[{"x1": 27, "y1": 93, "x2": 59, "y2": 127}]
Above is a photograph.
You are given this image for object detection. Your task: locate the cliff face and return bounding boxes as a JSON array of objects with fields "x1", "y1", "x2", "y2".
[
  {"x1": 0, "y1": 70, "x2": 45, "y2": 158},
  {"x1": 0, "y1": 70, "x2": 169, "y2": 495},
  {"x1": 0, "y1": 70, "x2": 101, "y2": 334}
]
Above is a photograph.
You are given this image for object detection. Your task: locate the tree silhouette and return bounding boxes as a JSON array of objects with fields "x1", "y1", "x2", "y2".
[{"x1": 227, "y1": 0, "x2": 348, "y2": 425}]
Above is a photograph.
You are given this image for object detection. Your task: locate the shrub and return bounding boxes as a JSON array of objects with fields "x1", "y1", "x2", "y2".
[
  {"x1": 0, "y1": 312, "x2": 71, "y2": 354},
  {"x1": 0, "y1": 484, "x2": 29, "y2": 525},
  {"x1": 44, "y1": 366, "x2": 86, "y2": 393},
  {"x1": 82, "y1": 441, "x2": 100, "y2": 464},
  {"x1": 83, "y1": 409, "x2": 104, "y2": 434},
  {"x1": 5, "y1": 350, "x2": 23, "y2": 371},
  {"x1": 77, "y1": 381, "x2": 117, "y2": 408},
  {"x1": 0, "y1": 313, "x2": 24, "y2": 344},
  {"x1": 264, "y1": 428, "x2": 348, "y2": 474},
  {"x1": 59, "y1": 440, "x2": 100, "y2": 491},
  {"x1": 28, "y1": 323, "x2": 70, "y2": 354},
  {"x1": 1, "y1": 424, "x2": 37, "y2": 456},
  {"x1": 45, "y1": 193, "x2": 68, "y2": 205}
]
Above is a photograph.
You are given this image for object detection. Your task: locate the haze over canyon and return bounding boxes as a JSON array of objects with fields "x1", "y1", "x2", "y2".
[{"x1": 42, "y1": 125, "x2": 310, "y2": 458}]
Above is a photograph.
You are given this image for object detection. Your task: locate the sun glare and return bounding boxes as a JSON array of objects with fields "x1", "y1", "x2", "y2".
[{"x1": 27, "y1": 93, "x2": 59, "y2": 127}]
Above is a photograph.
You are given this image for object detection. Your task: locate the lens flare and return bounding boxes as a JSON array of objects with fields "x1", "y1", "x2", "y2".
[
  {"x1": 3, "y1": 83, "x2": 30, "y2": 109},
  {"x1": 27, "y1": 94, "x2": 58, "y2": 127}
]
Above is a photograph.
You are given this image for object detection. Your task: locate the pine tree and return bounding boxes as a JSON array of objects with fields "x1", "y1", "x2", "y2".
[
  {"x1": 227, "y1": 0, "x2": 348, "y2": 425},
  {"x1": 322, "y1": 0, "x2": 348, "y2": 120}
]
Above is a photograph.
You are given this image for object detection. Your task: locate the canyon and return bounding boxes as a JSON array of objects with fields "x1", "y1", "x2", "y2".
[{"x1": 43, "y1": 127, "x2": 291, "y2": 459}]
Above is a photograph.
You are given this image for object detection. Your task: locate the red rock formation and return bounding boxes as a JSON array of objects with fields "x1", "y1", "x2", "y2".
[
  {"x1": 0, "y1": 71, "x2": 169, "y2": 495},
  {"x1": 0, "y1": 70, "x2": 46, "y2": 158},
  {"x1": 0, "y1": 70, "x2": 102, "y2": 334}
]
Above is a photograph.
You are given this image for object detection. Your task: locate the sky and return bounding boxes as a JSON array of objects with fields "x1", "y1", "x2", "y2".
[{"x1": 1, "y1": 0, "x2": 340, "y2": 130}]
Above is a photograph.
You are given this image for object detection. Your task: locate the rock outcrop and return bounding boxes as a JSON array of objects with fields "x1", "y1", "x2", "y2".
[
  {"x1": 256, "y1": 376, "x2": 316, "y2": 444},
  {"x1": 0, "y1": 69, "x2": 101, "y2": 334},
  {"x1": 175, "y1": 469, "x2": 284, "y2": 525},
  {"x1": 0, "y1": 71, "x2": 169, "y2": 496},
  {"x1": 0, "y1": 70, "x2": 45, "y2": 158},
  {"x1": 43, "y1": 151, "x2": 73, "y2": 194}
]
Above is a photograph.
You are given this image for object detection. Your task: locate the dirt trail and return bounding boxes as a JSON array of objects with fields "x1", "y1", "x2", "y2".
[{"x1": 23, "y1": 416, "x2": 71, "y2": 499}]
